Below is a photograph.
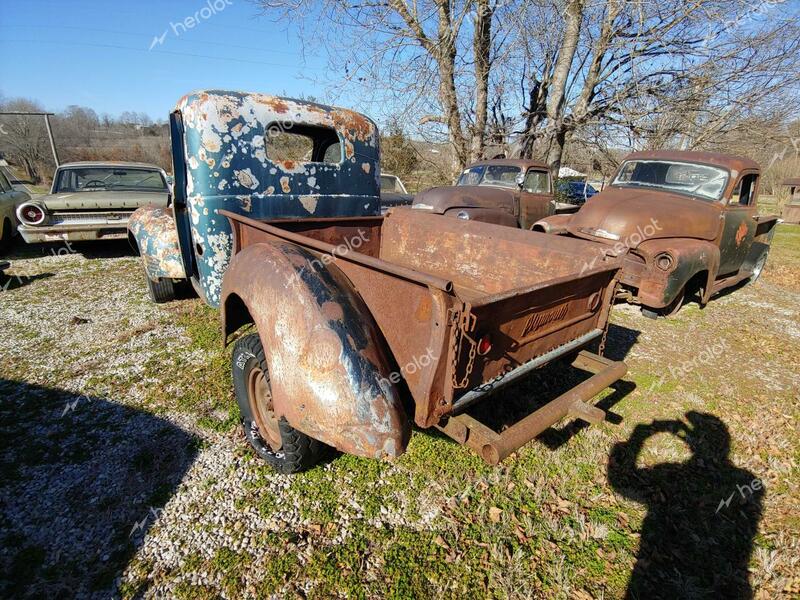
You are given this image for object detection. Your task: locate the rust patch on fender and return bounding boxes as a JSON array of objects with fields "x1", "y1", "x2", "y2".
[{"x1": 321, "y1": 301, "x2": 345, "y2": 321}]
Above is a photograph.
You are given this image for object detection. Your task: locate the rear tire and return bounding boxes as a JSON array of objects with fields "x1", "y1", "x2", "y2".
[
  {"x1": 232, "y1": 333, "x2": 326, "y2": 473},
  {"x1": 145, "y1": 274, "x2": 176, "y2": 303}
]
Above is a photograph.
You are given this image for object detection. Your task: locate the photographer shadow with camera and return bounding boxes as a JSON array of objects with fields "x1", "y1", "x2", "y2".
[{"x1": 608, "y1": 411, "x2": 763, "y2": 599}]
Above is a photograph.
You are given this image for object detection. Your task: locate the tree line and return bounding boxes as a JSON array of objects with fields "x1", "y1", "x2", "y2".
[
  {"x1": 0, "y1": 97, "x2": 168, "y2": 184},
  {"x1": 259, "y1": 0, "x2": 800, "y2": 181}
]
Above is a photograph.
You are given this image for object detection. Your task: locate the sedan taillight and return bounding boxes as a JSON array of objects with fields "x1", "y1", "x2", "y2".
[{"x1": 17, "y1": 203, "x2": 47, "y2": 226}]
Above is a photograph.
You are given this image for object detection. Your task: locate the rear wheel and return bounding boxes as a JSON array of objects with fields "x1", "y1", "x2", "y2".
[
  {"x1": 232, "y1": 333, "x2": 325, "y2": 473},
  {"x1": 145, "y1": 273, "x2": 176, "y2": 303}
]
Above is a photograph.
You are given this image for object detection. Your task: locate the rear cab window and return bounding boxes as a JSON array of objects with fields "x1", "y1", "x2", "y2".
[
  {"x1": 729, "y1": 174, "x2": 758, "y2": 206},
  {"x1": 265, "y1": 124, "x2": 342, "y2": 165}
]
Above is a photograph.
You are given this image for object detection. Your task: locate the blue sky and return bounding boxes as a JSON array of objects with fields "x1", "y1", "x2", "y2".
[{"x1": 0, "y1": 0, "x2": 337, "y2": 120}]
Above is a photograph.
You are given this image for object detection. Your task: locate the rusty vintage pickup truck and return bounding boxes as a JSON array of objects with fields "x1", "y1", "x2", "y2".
[
  {"x1": 220, "y1": 208, "x2": 627, "y2": 472},
  {"x1": 130, "y1": 89, "x2": 629, "y2": 471},
  {"x1": 411, "y1": 159, "x2": 557, "y2": 228},
  {"x1": 534, "y1": 151, "x2": 779, "y2": 317}
]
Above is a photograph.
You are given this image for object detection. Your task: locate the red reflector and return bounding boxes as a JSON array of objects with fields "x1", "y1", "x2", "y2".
[{"x1": 477, "y1": 335, "x2": 492, "y2": 355}]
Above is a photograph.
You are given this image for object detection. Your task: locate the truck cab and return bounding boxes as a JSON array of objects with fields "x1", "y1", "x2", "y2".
[
  {"x1": 411, "y1": 159, "x2": 555, "y2": 229},
  {"x1": 128, "y1": 90, "x2": 382, "y2": 306},
  {"x1": 534, "y1": 150, "x2": 779, "y2": 317}
]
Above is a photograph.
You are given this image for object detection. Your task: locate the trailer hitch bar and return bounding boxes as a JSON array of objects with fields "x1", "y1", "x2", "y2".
[{"x1": 437, "y1": 350, "x2": 627, "y2": 465}]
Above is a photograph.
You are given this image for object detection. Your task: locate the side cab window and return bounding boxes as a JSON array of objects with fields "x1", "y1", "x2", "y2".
[
  {"x1": 729, "y1": 174, "x2": 758, "y2": 207},
  {"x1": 523, "y1": 169, "x2": 550, "y2": 194}
]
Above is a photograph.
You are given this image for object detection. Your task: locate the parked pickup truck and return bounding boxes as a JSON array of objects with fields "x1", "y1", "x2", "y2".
[
  {"x1": 220, "y1": 207, "x2": 627, "y2": 471},
  {"x1": 379, "y1": 173, "x2": 413, "y2": 214},
  {"x1": 411, "y1": 159, "x2": 557, "y2": 228},
  {"x1": 129, "y1": 90, "x2": 382, "y2": 306},
  {"x1": 534, "y1": 151, "x2": 779, "y2": 317},
  {"x1": 16, "y1": 162, "x2": 169, "y2": 243}
]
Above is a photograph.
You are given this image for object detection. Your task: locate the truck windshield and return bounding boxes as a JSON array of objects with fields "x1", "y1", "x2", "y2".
[
  {"x1": 612, "y1": 160, "x2": 728, "y2": 201},
  {"x1": 55, "y1": 168, "x2": 168, "y2": 193},
  {"x1": 457, "y1": 165, "x2": 520, "y2": 189}
]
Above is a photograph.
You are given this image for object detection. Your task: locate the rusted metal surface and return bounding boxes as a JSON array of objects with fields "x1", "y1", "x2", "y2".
[
  {"x1": 129, "y1": 205, "x2": 186, "y2": 280},
  {"x1": 412, "y1": 158, "x2": 554, "y2": 228},
  {"x1": 534, "y1": 150, "x2": 778, "y2": 313},
  {"x1": 221, "y1": 208, "x2": 625, "y2": 461},
  {"x1": 220, "y1": 241, "x2": 409, "y2": 459},
  {"x1": 478, "y1": 351, "x2": 626, "y2": 465}
]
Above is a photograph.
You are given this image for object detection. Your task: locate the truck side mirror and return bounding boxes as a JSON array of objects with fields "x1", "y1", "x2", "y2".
[{"x1": 515, "y1": 172, "x2": 525, "y2": 189}]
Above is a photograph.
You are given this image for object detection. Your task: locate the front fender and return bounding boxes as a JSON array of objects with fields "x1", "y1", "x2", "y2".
[
  {"x1": 128, "y1": 206, "x2": 186, "y2": 281},
  {"x1": 532, "y1": 213, "x2": 572, "y2": 233},
  {"x1": 443, "y1": 207, "x2": 518, "y2": 228},
  {"x1": 221, "y1": 242, "x2": 409, "y2": 459},
  {"x1": 636, "y1": 238, "x2": 719, "y2": 307}
]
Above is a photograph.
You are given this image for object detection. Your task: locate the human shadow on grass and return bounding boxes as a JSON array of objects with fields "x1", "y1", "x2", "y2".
[
  {"x1": 607, "y1": 412, "x2": 763, "y2": 599},
  {"x1": 0, "y1": 379, "x2": 199, "y2": 599}
]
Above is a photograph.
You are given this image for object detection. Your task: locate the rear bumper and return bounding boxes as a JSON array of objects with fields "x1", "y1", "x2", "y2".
[
  {"x1": 438, "y1": 349, "x2": 627, "y2": 464},
  {"x1": 18, "y1": 214, "x2": 131, "y2": 243}
]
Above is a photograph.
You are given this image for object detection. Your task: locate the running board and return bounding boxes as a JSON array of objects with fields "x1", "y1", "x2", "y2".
[{"x1": 436, "y1": 350, "x2": 627, "y2": 465}]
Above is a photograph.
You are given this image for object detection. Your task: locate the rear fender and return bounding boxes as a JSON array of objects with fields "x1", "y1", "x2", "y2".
[
  {"x1": 636, "y1": 238, "x2": 719, "y2": 307},
  {"x1": 128, "y1": 205, "x2": 186, "y2": 281},
  {"x1": 221, "y1": 242, "x2": 409, "y2": 459}
]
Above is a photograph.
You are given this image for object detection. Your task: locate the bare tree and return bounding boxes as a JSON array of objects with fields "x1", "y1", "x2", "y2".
[
  {"x1": 0, "y1": 98, "x2": 52, "y2": 183},
  {"x1": 256, "y1": 0, "x2": 503, "y2": 170},
  {"x1": 513, "y1": 0, "x2": 800, "y2": 174}
]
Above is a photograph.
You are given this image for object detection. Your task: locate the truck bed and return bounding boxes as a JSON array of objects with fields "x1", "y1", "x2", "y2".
[{"x1": 223, "y1": 207, "x2": 622, "y2": 444}]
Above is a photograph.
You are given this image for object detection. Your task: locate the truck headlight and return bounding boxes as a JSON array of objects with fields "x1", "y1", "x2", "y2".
[
  {"x1": 655, "y1": 252, "x2": 674, "y2": 271},
  {"x1": 17, "y1": 203, "x2": 48, "y2": 226},
  {"x1": 456, "y1": 211, "x2": 470, "y2": 220}
]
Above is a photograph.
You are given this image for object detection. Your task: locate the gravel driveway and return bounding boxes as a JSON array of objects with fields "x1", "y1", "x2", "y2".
[{"x1": 1, "y1": 231, "x2": 798, "y2": 599}]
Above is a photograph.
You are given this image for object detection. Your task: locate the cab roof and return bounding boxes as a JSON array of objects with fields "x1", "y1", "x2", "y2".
[
  {"x1": 57, "y1": 161, "x2": 164, "y2": 170},
  {"x1": 464, "y1": 158, "x2": 549, "y2": 171},
  {"x1": 622, "y1": 150, "x2": 760, "y2": 173}
]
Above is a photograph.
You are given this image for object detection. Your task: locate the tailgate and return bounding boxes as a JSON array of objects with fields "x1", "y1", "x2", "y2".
[{"x1": 444, "y1": 264, "x2": 619, "y2": 408}]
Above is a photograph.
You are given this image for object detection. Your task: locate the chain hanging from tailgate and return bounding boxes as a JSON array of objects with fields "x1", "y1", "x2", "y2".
[
  {"x1": 449, "y1": 307, "x2": 478, "y2": 389},
  {"x1": 597, "y1": 280, "x2": 619, "y2": 357}
]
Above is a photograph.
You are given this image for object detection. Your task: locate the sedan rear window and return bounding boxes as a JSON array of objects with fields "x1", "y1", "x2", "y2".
[{"x1": 55, "y1": 168, "x2": 168, "y2": 193}]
